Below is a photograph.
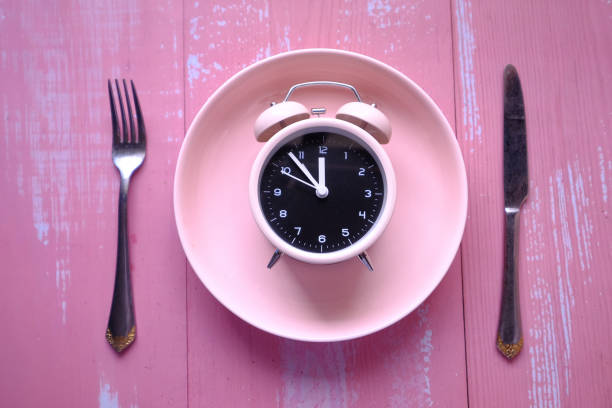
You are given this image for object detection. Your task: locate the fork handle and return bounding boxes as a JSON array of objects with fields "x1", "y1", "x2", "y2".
[
  {"x1": 106, "y1": 175, "x2": 136, "y2": 352},
  {"x1": 496, "y1": 209, "x2": 523, "y2": 360}
]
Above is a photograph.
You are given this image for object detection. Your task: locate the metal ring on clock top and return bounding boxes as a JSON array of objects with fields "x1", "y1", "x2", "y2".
[
  {"x1": 254, "y1": 81, "x2": 391, "y2": 144},
  {"x1": 283, "y1": 81, "x2": 362, "y2": 102}
]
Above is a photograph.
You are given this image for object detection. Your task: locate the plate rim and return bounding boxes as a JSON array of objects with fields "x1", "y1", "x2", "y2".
[{"x1": 174, "y1": 48, "x2": 468, "y2": 342}]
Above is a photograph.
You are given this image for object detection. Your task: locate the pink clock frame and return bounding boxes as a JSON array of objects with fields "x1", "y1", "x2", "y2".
[{"x1": 248, "y1": 117, "x2": 397, "y2": 265}]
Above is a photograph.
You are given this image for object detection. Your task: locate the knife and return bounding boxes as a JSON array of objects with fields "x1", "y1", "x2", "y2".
[{"x1": 497, "y1": 64, "x2": 528, "y2": 360}]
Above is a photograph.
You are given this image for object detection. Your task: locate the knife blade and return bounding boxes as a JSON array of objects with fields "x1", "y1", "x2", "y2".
[{"x1": 497, "y1": 64, "x2": 528, "y2": 360}]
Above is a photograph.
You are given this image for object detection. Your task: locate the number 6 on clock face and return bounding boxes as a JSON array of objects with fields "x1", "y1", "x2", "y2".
[{"x1": 249, "y1": 81, "x2": 396, "y2": 268}]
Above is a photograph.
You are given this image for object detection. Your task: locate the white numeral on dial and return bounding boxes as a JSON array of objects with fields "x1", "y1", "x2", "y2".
[
  {"x1": 280, "y1": 210, "x2": 287, "y2": 218},
  {"x1": 341, "y1": 228, "x2": 349, "y2": 237},
  {"x1": 294, "y1": 226, "x2": 301, "y2": 235},
  {"x1": 358, "y1": 168, "x2": 365, "y2": 176},
  {"x1": 274, "y1": 188, "x2": 281, "y2": 196},
  {"x1": 318, "y1": 235, "x2": 327, "y2": 243},
  {"x1": 319, "y1": 146, "x2": 328, "y2": 154},
  {"x1": 359, "y1": 210, "x2": 366, "y2": 219},
  {"x1": 364, "y1": 189, "x2": 372, "y2": 198}
]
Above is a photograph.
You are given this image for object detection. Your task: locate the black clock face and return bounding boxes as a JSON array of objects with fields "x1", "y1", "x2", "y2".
[{"x1": 259, "y1": 131, "x2": 385, "y2": 253}]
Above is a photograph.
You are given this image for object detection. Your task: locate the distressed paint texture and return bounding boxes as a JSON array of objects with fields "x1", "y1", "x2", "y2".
[
  {"x1": 1, "y1": 0, "x2": 611, "y2": 407},
  {"x1": 455, "y1": 0, "x2": 481, "y2": 147},
  {"x1": 0, "y1": 0, "x2": 187, "y2": 406},
  {"x1": 454, "y1": 0, "x2": 612, "y2": 406},
  {"x1": 184, "y1": 1, "x2": 466, "y2": 407}
]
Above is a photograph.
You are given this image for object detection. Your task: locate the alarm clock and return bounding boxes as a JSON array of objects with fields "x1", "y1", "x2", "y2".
[{"x1": 248, "y1": 81, "x2": 396, "y2": 271}]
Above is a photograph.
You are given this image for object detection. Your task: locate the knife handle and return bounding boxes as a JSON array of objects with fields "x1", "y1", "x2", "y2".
[{"x1": 497, "y1": 209, "x2": 523, "y2": 359}]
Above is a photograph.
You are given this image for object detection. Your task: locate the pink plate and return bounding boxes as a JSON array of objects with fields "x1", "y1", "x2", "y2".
[{"x1": 174, "y1": 49, "x2": 467, "y2": 342}]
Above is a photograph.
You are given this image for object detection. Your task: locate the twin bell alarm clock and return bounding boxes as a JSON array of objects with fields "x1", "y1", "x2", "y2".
[{"x1": 248, "y1": 81, "x2": 396, "y2": 271}]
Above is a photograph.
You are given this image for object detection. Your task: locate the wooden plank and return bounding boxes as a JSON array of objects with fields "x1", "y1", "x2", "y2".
[
  {"x1": 0, "y1": 1, "x2": 187, "y2": 406},
  {"x1": 184, "y1": 1, "x2": 467, "y2": 406},
  {"x1": 453, "y1": 0, "x2": 612, "y2": 406}
]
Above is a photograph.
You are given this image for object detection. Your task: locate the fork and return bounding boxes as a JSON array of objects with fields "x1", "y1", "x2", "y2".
[{"x1": 105, "y1": 79, "x2": 146, "y2": 353}]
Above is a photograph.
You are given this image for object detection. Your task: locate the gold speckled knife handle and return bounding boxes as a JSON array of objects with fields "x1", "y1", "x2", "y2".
[
  {"x1": 497, "y1": 209, "x2": 523, "y2": 360},
  {"x1": 106, "y1": 326, "x2": 136, "y2": 352}
]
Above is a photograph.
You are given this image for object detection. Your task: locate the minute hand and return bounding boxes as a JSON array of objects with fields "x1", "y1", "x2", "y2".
[
  {"x1": 280, "y1": 169, "x2": 317, "y2": 190},
  {"x1": 288, "y1": 152, "x2": 319, "y2": 187}
]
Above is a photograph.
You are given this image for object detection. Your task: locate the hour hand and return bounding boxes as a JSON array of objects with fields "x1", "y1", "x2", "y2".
[
  {"x1": 287, "y1": 152, "x2": 328, "y2": 198},
  {"x1": 288, "y1": 152, "x2": 319, "y2": 187}
]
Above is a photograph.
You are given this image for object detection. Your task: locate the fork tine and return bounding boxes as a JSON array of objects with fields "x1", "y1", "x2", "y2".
[
  {"x1": 122, "y1": 79, "x2": 136, "y2": 144},
  {"x1": 115, "y1": 79, "x2": 128, "y2": 143},
  {"x1": 131, "y1": 80, "x2": 146, "y2": 146},
  {"x1": 108, "y1": 79, "x2": 120, "y2": 146}
]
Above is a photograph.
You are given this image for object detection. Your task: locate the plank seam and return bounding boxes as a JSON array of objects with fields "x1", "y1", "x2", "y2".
[
  {"x1": 181, "y1": 0, "x2": 190, "y2": 406},
  {"x1": 450, "y1": 0, "x2": 471, "y2": 407}
]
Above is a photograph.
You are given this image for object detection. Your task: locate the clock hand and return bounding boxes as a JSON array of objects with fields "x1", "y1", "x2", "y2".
[
  {"x1": 318, "y1": 157, "x2": 325, "y2": 187},
  {"x1": 288, "y1": 152, "x2": 320, "y2": 188},
  {"x1": 280, "y1": 168, "x2": 317, "y2": 189},
  {"x1": 287, "y1": 152, "x2": 328, "y2": 198},
  {"x1": 316, "y1": 156, "x2": 329, "y2": 198}
]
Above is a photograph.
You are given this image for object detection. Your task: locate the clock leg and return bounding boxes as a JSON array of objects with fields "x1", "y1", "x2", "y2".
[
  {"x1": 357, "y1": 252, "x2": 374, "y2": 272},
  {"x1": 267, "y1": 249, "x2": 283, "y2": 269}
]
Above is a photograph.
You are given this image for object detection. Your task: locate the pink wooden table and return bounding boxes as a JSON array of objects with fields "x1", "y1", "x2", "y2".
[{"x1": 1, "y1": 1, "x2": 611, "y2": 406}]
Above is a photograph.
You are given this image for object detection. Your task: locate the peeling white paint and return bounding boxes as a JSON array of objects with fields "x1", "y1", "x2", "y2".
[
  {"x1": 598, "y1": 146, "x2": 608, "y2": 204},
  {"x1": 32, "y1": 175, "x2": 50, "y2": 245},
  {"x1": 279, "y1": 340, "x2": 348, "y2": 408},
  {"x1": 455, "y1": 0, "x2": 482, "y2": 145},
  {"x1": 254, "y1": 44, "x2": 271, "y2": 62},
  {"x1": 99, "y1": 375, "x2": 139, "y2": 408},
  {"x1": 550, "y1": 171, "x2": 576, "y2": 395},
  {"x1": 16, "y1": 163, "x2": 24, "y2": 196},
  {"x1": 212, "y1": 4, "x2": 226, "y2": 13},
  {"x1": 61, "y1": 300, "x2": 67, "y2": 325},
  {"x1": 2, "y1": 94, "x2": 9, "y2": 167},
  {"x1": 189, "y1": 16, "x2": 201, "y2": 40},
  {"x1": 419, "y1": 329, "x2": 433, "y2": 399},
  {"x1": 256, "y1": 2, "x2": 269, "y2": 22},
  {"x1": 283, "y1": 25, "x2": 291, "y2": 51},
  {"x1": 366, "y1": 0, "x2": 420, "y2": 30},
  {"x1": 186, "y1": 54, "x2": 203, "y2": 87},
  {"x1": 99, "y1": 380, "x2": 119, "y2": 408},
  {"x1": 527, "y1": 289, "x2": 562, "y2": 408},
  {"x1": 566, "y1": 164, "x2": 591, "y2": 271},
  {"x1": 368, "y1": 0, "x2": 392, "y2": 19},
  {"x1": 388, "y1": 304, "x2": 434, "y2": 407},
  {"x1": 526, "y1": 185, "x2": 562, "y2": 408},
  {"x1": 55, "y1": 257, "x2": 71, "y2": 324}
]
